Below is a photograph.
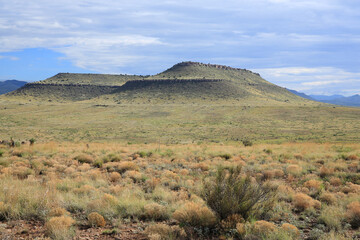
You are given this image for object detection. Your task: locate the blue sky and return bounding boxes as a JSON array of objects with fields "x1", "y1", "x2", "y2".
[{"x1": 1, "y1": 0, "x2": 360, "y2": 95}]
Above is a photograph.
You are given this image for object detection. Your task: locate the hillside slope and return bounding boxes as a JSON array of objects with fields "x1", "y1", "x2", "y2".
[
  {"x1": 6, "y1": 62, "x2": 317, "y2": 105},
  {"x1": 106, "y1": 62, "x2": 315, "y2": 104},
  {"x1": 37, "y1": 73, "x2": 144, "y2": 86}
]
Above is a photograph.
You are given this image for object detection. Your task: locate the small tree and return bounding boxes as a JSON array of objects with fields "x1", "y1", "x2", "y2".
[
  {"x1": 202, "y1": 166, "x2": 276, "y2": 221},
  {"x1": 29, "y1": 138, "x2": 36, "y2": 146}
]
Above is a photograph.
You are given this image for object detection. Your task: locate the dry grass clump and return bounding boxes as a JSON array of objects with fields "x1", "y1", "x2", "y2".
[
  {"x1": 252, "y1": 220, "x2": 277, "y2": 235},
  {"x1": 74, "y1": 154, "x2": 94, "y2": 164},
  {"x1": 179, "y1": 169, "x2": 189, "y2": 176},
  {"x1": 0, "y1": 201, "x2": 8, "y2": 220},
  {"x1": 281, "y1": 223, "x2": 300, "y2": 238},
  {"x1": 304, "y1": 179, "x2": 322, "y2": 190},
  {"x1": 263, "y1": 170, "x2": 276, "y2": 180},
  {"x1": 172, "y1": 201, "x2": 216, "y2": 227},
  {"x1": 109, "y1": 171, "x2": 121, "y2": 182},
  {"x1": 0, "y1": 177, "x2": 58, "y2": 220},
  {"x1": 304, "y1": 179, "x2": 323, "y2": 197},
  {"x1": 191, "y1": 162, "x2": 209, "y2": 171},
  {"x1": 45, "y1": 215, "x2": 75, "y2": 240},
  {"x1": 293, "y1": 193, "x2": 321, "y2": 211},
  {"x1": 143, "y1": 203, "x2": 169, "y2": 221},
  {"x1": 319, "y1": 192, "x2": 337, "y2": 205},
  {"x1": 319, "y1": 205, "x2": 344, "y2": 230},
  {"x1": 318, "y1": 231, "x2": 352, "y2": 240},
  {"x1": 88, "y1": 212, "x2": 106, "y2": 227},
  {"x1": 329, "y1": 177, "x2": 342, "y2": 187},
  {"x1": 345, "y1": 201, "x2": 360, "y2": 228},
  {"x1": 87, "y1": 193, "x2": 119, "y2": 219},
  {"x1": 125, "y1": 170, "x2": 143, "y2": 182},
  {"x1": 72, "y1": 184, "x2": 96, "y2": 195},
  {"x1": 236, "y1": 222, "x2": 246, "y2": 236},
  {"x1": 220, "y1": 214, "x2": 244, "y2": 230},
  {"x1": 341, "y1": 182, "x2": 360, "y2": 194},
  {"x1": 49, "y1": 207, "x2": 69, "y2": 217},
  {"x1": 145, "y1": 223, "x2": 186, "y2": 240},
  {"x1": 116, "y1": 161, "x2": 138, "y2": 173},
  {"x1": 277, "y1": 184, "x2": 295, "y2": 201},
  {"x1": 319, "y1": 166, "x2": 334, "y2": 178},
  {"x1": 286, "y1": 164, "x2": 302, "y2": 176}
]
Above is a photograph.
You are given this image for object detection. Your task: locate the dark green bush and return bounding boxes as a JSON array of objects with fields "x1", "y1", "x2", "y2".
[
  {"x1": 242, "y1": 140, "x2": 253, "y2": 147},
  {"x1": 136, "y1": 151, "x2": 153, "y2": 158},
  {"x1": 218, "y1": 153, "x2": 232, "y2": 160},
  {"x1": 29, "y1": 138, "x2": 36, "y2": 145},
  {"x1": 93, "y1": 160, "x2": 103, "y2": 168},
  {"x1": 202, "y1": 166, "x2": 276, "y2": 221},
  {"x1": 103, "y1": 153, "x2": 122, "y2": 163}
]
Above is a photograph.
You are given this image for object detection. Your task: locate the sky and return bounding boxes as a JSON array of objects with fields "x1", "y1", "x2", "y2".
[{"x1": 0, "y1": 0, "x2": 360, "y2": 95}]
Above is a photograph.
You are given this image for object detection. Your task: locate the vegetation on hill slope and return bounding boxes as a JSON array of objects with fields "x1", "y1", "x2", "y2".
[
  {"x1": 6, "y1": 62, "x2": 317, "y2": 105},
  {"x1": 8, "y1": 84, "x2": 119, "y2": 101},
  {"x1": 37, "y1": 73, "x2": 145, "y2": 86}
]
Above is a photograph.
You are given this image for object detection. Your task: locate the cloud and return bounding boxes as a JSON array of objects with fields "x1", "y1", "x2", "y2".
[
  {"x1": 0, "y1": 55, "x2": 19, "y2": 61},
  {"x1": 253, "y1": 67, "x2": 360, "y2": 95},
  {"x1": 0, "y1": 0, "x2": 360, "y2": 92}
]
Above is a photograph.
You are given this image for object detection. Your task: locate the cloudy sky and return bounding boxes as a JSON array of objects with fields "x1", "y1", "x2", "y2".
[{"x1": 1, "y1": 0, "x2": 359, "y2": 95}]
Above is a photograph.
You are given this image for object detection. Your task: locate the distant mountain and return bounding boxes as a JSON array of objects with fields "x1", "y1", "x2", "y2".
[
  {"x1": 288, "y1": 89, "x2": 360, "y2": 107},
  {"x1": 321, "y1": 95, "x2": 360, "y2": 107},
  {"x1": 287, "y1": 89, "x2": 315, "y2": 100},
  {"x1": 0, "y1": 80, "x2": 27, "y2": 94},
  {"x1": 309, "y1": 94, "x2": 345, "y2": 101}
]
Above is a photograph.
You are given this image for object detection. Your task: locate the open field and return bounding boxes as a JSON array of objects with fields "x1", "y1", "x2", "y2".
[
  {"x1": 0, "y1": 99, "x2": 359, "y2": 144},
  {"x1": 1, "y1": 62, "x2": 359, "y2": 239},
  {"x1": 0, "y1": 142, "x2": 359, "y2": 239}
]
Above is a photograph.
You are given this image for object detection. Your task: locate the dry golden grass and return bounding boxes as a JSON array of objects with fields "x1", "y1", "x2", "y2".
[
  {"x1": 88, "y1": 212, "x2": 106, "y2": 227},
  {"x1": 0, "y1": 142, "x2": 359, "y2": 239},
  {"x1": 173, "y1": 201, "x2": 216, "y2": 227},
  {"x1": 293, "y1": 193, "x2": 321, "y2": 211},
  {"x1": 45, "y1": 215, "x2": 75, "y2": 240},
  {"x1": 345, "y1": 201, "x2": 360, "y2": 228},
  {"x1": 252, "y1": 220, "x2": 277, "y2": 235},
  {"x1": 281, "y1": 223, "x2": 300, "y2": 238}
]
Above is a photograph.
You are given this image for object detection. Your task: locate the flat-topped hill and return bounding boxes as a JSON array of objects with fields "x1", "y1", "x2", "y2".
[
  {"x1": 5, "y1": 62, "x2": 317, "y2": 105},
  {"x1": 150, "y1": 62, "x2": 263, "y2": 82},
  {"x1": 36, "y1": 73, "x2": 145, "y2": 86}
]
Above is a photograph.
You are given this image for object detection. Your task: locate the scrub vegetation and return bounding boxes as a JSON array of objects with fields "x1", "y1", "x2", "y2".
[
  {"x1": 0, "y1": 142, "x2": 359, "y2": 239},
  {"x1": 0, "y1": 62, "x2": 359, "y2": 239}
]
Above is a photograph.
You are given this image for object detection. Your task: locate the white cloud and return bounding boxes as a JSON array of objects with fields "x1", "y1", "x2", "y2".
[
  {"x1": 0, "y1": 55, "x2": 19, "y2": 61},
  {"x1": 0, "y1": 0, "x2": 360, "y2": 91},
  {"x1": 253, "y1": 67, "x2": 360, "y2": 95}
]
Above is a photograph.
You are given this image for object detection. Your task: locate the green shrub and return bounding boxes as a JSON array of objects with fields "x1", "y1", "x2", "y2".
[
  {"x1": 0, "y1": 149, "x2": 4, "y2": 157},
  {"x1": 136, "y1": 151, "x2": 153, "y2": 158},
  {"x1": 242, "y1": 140, "x2": 253, "y2": 147},
  {"x1": 202, "y1": 166, "x2": 276, "y2": 221},
  {"x1": 218, "y1": 153, "x2": 232, "y2": 160},
  {"x1": 103, "y1": 153, "x2": 122, "y2": 163},
  {"x1": 29, "y1": 138, "x2": 36, "y2": 145},
  {"x1": 93, "y1": 160, "x2": 103, "y2": 168}
]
